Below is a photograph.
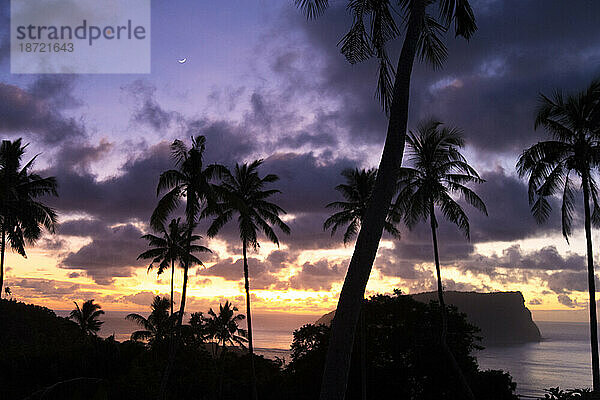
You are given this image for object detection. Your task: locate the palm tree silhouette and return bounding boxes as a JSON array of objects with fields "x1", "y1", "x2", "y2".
[
  {"x1": 151, "y1": 135, "x2": 218, "y2": 399},
  {"x1": 205, "y1": 160, "x2": 290, "y2": 400},
  {"x1": 517, "y1": 80, "x2": 600, "y2": 392},
  {"x1": 0, "y1": 138, "x2": 58, "y2": 298},
  {"x1": 395, "y1": 119, "x2": 486, "y2": 399},
  {"x1": 204, "y1": 301, "x2": 248, "y2": 356},
  {"x1": 324, "y1": 167, "x2": 400, "y2": 400},
  {"x1": 203, "y1": 301, "x2": 247, "y2": 400},
  {"x1": 295, "y1": 2, "x2": 477, "y2": 397},
  {"x1": 69, "y1": 299, "x2": 105, "y2": 336},
  {"x1": 126, "y1": 296, "x2": 176, "y2": 346},
  {"x1": 324, "y1": 168, "x2": 400, "y2": 244},
  {"x1": 138, "y1": 218, "x2": 209, "y2": 316}
]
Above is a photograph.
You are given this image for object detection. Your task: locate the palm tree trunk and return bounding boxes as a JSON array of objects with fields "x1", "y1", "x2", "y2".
[
  {"x1": 158, "y1": 231, "x2": 192, "y2": 400},
  {"x1": 360, "y1": 308, "x2": 366, "y2": 400},
  {"x1": 0, "y1": 225, "x2": 5, "y2": 299},
  {"x1": 170, "y1": 259, "x2": 175, "y2": 316},
  {"x1": 582, "y1": 173, "x2": 600, "y2": 392},
  {"x1": 243, "y1": 239, "x2": 259, "y2": 400},
  {"x1": 319, "y1": 2, "x2": 426, "y2": 399},
  {"x1": 429, "y1": 204, "x2": 476, "y2": 400}
]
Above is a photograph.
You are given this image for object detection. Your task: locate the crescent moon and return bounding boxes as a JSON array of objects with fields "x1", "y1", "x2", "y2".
[{"x1": 178, "y1": 58, "x2": 187, "y2": 64}]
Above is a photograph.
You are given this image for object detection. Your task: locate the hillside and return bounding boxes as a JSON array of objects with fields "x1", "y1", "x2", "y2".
[{"x1": 316, "y1": 291, "x2": 541, "y2": 345}]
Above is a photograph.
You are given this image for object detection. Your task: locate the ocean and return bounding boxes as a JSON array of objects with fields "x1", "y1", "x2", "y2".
[{"x1": 57, "y1": 311, "x2": 596, "y2": 398}]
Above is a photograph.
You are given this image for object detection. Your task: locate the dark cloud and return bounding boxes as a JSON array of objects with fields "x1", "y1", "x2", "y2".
[
  {"x1": 0, "y1": 79, "x2": 86, "y2": 144},
  {"x1": 45, "y1": 141, "x2": 172, "y2": 223},
  {"x1": 546, "y1": 271, "x2": 600, "y2": 294},
  {"x1": 557, "y1": 294, "x2": 584, "y2": 309},
  {"x1": 289, "y1": 259, "x2": 347, "y2": 291},
  {"x1": 60, "y1": 222, "x2": 147, "y2": 285},
  {"x1": 126, "y1": 80, "x2": 182, "y2": 130}
]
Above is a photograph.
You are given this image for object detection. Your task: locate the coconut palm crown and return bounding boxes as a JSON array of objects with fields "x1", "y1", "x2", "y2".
[
  {"x1": 516, "y1": 79, "x2": 600, "y2": 391},
  {"x1": 324, "y1": 168, "x2": 400, "y2": 244}
]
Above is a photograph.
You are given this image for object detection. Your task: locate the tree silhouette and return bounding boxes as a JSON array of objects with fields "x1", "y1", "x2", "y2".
[
  {"x1": 151, "y1": 135, "x2": 217, "y2": 399},
  {"x1": 205, "y1": 160, "x2": 290, "y2": 400},
  {"x1": 0, "y1": 138, "x2": 58, "y2": 298},
  {"x1": 516, "y1": 79, "x2": 600, "y2": 391},
  {"x1": 324, "y1": 168, "x2": 400, "y2": 244},
  {"x1": 294, "y1": 2, "x2": 477, "y2": 397},
  {"x1": 138, "y1": 218, "x2": 208, "y2": 315},
  {"x1": 69, "y1": 299, "x2": 105, "y2": 336},
  {"x1": 324, "y1": 167, "x2": 401, "y2": 399},
  {"x1": 395, "y1": 119, "x2": 486, "y2": 398},
  {"x1": 204, "y1": 301, "x2": 248, "y2": 355},
  {"x1": 126, "y1": 296, "x2": 176, "y2": 347}
]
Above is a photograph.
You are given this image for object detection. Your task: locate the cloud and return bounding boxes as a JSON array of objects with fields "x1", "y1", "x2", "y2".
[
  {"x1": 60, "y1": 222, "x2": 147, "y2": 284},
  {"x1": 288, "y1": 259, "x2": 347, "y2": 291},
  {"x1": 557, "y1": 294, "x2": 585, "y2": 309},
  {"x1": 0, "y1": 79, "x2": 86, "y2": 144}
]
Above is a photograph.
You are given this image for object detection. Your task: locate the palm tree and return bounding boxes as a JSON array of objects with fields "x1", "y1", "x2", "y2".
[
  {"x1": 0, "y1": 138, "x2": 58, "y2": 297},
  {"x1": 324, "y1": 167, "x2": 400, "y2": 400},
  {"x1": 516, "y1": 80, "x2": 600, "y2": 392},
  {"x1": 395, "y1": 119, "x2": 486, "y2": 399},
  {"x1": 294, "y1": 2, "x2": 477, "y2": 397},
  {"x1": 204, "y1": 301, "x2": 248, "y2": 356},
  {"x1": 206, "y1": 160, "x2": 290, "y2": 400},
  {"x1": 126, "y1": 296, "x2": 176, "y2": 347},
  {"x1": 151, "y1": 135, "x2": 217, "y2": 399},
  {"x1": 138, "y1": 218, "x2": 208, "y2": 315},
  {"x1": 69, "y1": 299, "x2": 105, "y2": 336},
  {"x1": 324, "y1": 168, "x2": 400, "y2": 244},
  {"x1": 202, "y1": 301, "x2": 247, "y2": 400}
]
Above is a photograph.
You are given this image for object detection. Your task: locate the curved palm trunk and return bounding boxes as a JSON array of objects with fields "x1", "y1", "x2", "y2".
[
  {"x1": 158, "y1": 232, "x2": 192, "y2": 400},
  {"x1": 429, "y1": 204, "x2": 475, "y2": 400},
  {"x1": 243, "y1": 240, "x2": 259, "y2": 400},
  {"x1": 0, "y1": 225, "x2": 5, "y2": 299},
  {"x1": 582, "y1": 173, "x2": 600, "y2": 392},
  {"x1": 170, "y1": 259, "x2": 175, "y2": 316},
  {"x1": 319, "y1": 2, "x2": 426, "y2": 399}
]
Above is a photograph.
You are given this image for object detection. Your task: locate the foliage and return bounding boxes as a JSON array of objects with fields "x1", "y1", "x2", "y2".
[
  {"x1": 69, "y1": 299, "x2": 105, "y2": 336},
  {"x1": 324, "y1": 168, "x2": 401, "y2": 244},
  {"x1": 205, "y1": 160, "x2": 291, "y2": 249},
  {"x1": 286, "y1": 293, "x2": 517, "y2": 400},
  {"x1": 541, "y1": 387, "x2": 593, "y2": 400},
  {"x1": 396, "y1": 119, "x2": 487, "y2": 238},
  {"x1": 516, "y1": 79, "x2": 600, "y2": 240},
  {"x1": 0, "y1": 138, "x2": 58, "y2": 295},
  {"x1": 295, "y1": 0, "x2": 477, "y2": 112},
  {"x1": 126, "y1": 296, "x2": 177, "y2": 347}
]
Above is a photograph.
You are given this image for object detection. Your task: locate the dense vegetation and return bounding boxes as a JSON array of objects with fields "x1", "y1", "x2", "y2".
[{"x1": 0, "y1": 293, "x2": 518, "y2": 400}]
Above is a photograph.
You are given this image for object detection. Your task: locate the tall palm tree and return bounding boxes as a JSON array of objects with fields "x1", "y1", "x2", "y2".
[
  {"x1": 516, "y1": 80, "x2": 600, "y2": 392},
  {"x1": 395, "y1": 119, "x2": 486, "y2": 399},
  {"x1": 324, "y1": 167, "x2": 400, "y2": 400},
  {"x1": 324, "y1": 168, "x2": 400, "y2": 244},
  {"x1": 126, "y1": 296, "x2": 176, "y2": 347},
  {"x1": 295, "y1": 2, "x2": 477, "y2": 398},
  {"x1": 206, "y1": 160, "x2": 290, "y2": 400},
  {"x1": 151, "y1": 135, "x2": 218, "y2": 399},
  {"x1": 138, "y1": 218, "x2": 208, "y2": 316},
  {"x1": 69, "y1": 299, "x2": 105, "y2": 336},
  {"x1": 0, "y1": 139, "x2": 58, "y2": 297}
]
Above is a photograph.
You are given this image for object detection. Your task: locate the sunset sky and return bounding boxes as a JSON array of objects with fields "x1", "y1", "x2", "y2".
[{"x1": 1, "y1": 0, "x2": 600, "y2": 322}]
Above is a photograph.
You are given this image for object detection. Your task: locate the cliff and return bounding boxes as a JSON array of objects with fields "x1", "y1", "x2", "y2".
[
  {"x1": 316, "y1": 291, "x2": 541, "y2": 345},
  {"x1": 411, "y1": 291, "x2": 541, "y2": 344}
]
